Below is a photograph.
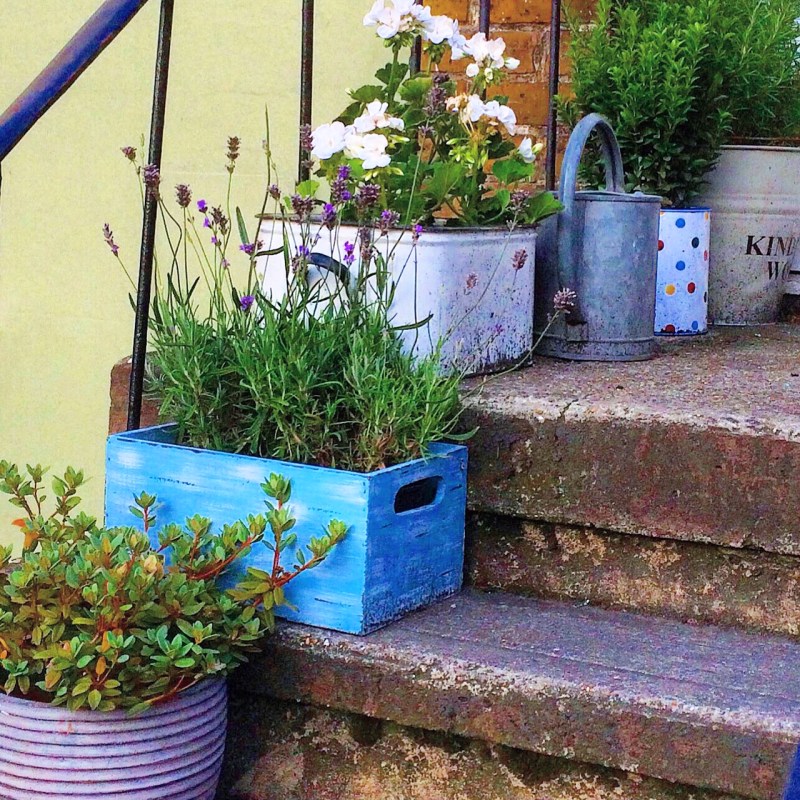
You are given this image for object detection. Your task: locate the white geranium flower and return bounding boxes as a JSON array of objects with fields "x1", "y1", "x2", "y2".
[
  {"x1": 449, "y1": 30, "x2": 468, "y2": 59},
  {"x1": 518, "y1": 137, "x2": 542, "y2": 163},
  {"x1": 465, "y1": 63, "x2": 480, "y2": 78},
  {"x1": 423, "y1": 14, "x2": 458, "y2": 44},
  {"x1": 310, "y1": 121, "x2": 352, "y2": 160},
  {"x1": 353, "y1": 100, "x2": 405, "y2": 134},
  {"x1": 345, "y1": 132, "x2": 391, "y2": 169},
  {"x1": 462, "y1": 32, "x2": 510, "y2": 73},
  {"x1": 465, "y1": 94, "x2": 487, "y2": 123},
  {"x1": 505, "y1": 56, "x2": 521, "y2": 70},
  {"x1": 364, "y1": 0, "x2": 431, "y2": 39},
  {"x1": 483, "y1": 100, "x2": 517, "y2": 135}
]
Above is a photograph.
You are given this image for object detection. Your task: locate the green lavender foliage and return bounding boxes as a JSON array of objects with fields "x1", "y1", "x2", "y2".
[
  {"x1": 0, "y1": 463, "x2": 345, "y2": 712},
  {"x1": 563, "y1": 0, "x2": 732, "y2": 206},
  {"x1": 149, "y1": 288, "x2": 464, "y2": 473}
]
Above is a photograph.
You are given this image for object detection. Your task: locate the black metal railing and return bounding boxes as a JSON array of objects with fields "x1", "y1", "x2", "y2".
[{"x1": 0, "y1": 0, "x2": 564, "y2": 431}]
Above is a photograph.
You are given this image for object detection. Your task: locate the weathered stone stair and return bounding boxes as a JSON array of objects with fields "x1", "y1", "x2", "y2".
[{"x1": 111, "y1": 326, "x2": 800, "y2": 799}]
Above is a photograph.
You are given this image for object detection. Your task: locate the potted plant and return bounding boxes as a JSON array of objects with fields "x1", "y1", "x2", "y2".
[
  {"x1": 0, "y1": 460, "x2": 344, "y2": 799},
  {"x1": 257, "y1": 0, "x2": 562, "y2": 375},
  {"x1": 563, "y1": 0, "x2": 727, "y2": 336},
  {"x1": 691, "y1": 0, "x2": 800, "y2": 324},
  {"x1": 104, "y1": 139, "x2": 469, "y2": 636}
]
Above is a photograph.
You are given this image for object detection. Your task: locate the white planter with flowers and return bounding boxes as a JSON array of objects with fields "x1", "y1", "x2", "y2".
[{"x1": 256, "y1": 0, "x2": 560, "y2": 376}]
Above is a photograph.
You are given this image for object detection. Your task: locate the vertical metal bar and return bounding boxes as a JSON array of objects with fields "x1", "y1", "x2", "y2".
[
  {"x1": 299, "y1": 0, "x2": 315, "y2": 182},
  {"x1": 410, "y1": 37, "x2": 422, "y2": 74},
  {"x1": 545, "y1": 0, "x2": 563, "y2": 191},
  {"x1": 127, "y1": 0, "x2": 174, "y2": 431},
  {"x1": 479, "y1": 0, "x2": 491, "y2": 35}
]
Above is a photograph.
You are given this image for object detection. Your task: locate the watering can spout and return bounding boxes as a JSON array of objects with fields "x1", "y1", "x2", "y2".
[{"x1": 534, "y1": 114, "x2": 662, "y2": 362}]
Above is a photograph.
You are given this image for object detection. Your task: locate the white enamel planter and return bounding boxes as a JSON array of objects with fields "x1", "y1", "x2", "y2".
[
  {"x1": 696, "y1": 145, "x2": 800, "y2": 324},
  {"x1": 655, "y1": 208, "x2": 711, "y2": 336},
  {"x1": 256, "y1": 219, "x2": 536, "y2": 376}
]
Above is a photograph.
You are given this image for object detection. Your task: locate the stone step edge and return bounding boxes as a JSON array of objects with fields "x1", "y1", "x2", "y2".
[{"x1": 237, "y1": 591, "x2": 800, "y2": 800}]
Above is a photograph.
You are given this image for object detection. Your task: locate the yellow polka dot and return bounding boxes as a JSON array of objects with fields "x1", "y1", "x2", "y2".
[
  {"x1": 665, "y1": 284, "x2": 676, "y2": 296},
  {"x1": 705, "y1": 212, "x2": 710, "y2": 220}
]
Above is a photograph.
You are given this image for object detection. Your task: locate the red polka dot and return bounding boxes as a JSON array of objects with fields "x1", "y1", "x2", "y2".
[
  {"x1": 658, "y1": 240, "x2": 665, "y2": 251},
  {"x1": 662, "y1": 324, "x2": 676, "y2": 333},
  {"x1": 704, "y1": 250, "x2": 709, "y2": 261},
  {"x1": 687, "y1": 282, "x2": 696, "y2": 294}
]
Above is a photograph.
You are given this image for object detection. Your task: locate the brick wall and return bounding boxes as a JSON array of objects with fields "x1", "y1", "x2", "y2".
[{"x1": 430, "y1": 0, "x2": 595, "y2": 173}]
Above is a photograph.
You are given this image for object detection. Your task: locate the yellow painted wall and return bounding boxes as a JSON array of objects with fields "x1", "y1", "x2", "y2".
[{"x1": 0, "y1": 1, "x2": 382, "y2": 541}]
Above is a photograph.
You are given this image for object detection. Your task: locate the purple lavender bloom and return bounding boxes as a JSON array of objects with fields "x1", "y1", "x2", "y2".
[
  {"x1": 337, "y1": 165, "x2": 352, "y2": 181},
  {"x1": 120, "y1": 146, "x2": 137, "y2": 161},
  {"x1": 412, "y1": 223, "x2": 424, "y2": 243},
  {"x1": 511, "y1": 249, "x2": 528, "y2": 271},
  {"x1": 356, "y1": 183, "x2": 380, "y2": 210},
  {"x1": 290, "y1": 194, "x2": 315, "y2": 221},
  {"x1": 210, "y1": 206, "x2": 229, "y2": 234},
  {"x1": 211, "y1": 236, "x2": 220, "y2": 246},
  {"x1": 102, "y1": 223, "x2": 119, "y2": 257},
  {"x1": 268, "y1": 184, "x2": 281, "y2": 200},
  {"x1": 203, "y1": 218, "x2": 212, "y2": 228},
  {"x1": 221, "y1": 258, "x2": 230, "y2": 269},
  {"x1": 343, "y1": 241, "x2": 356, "y2": 267},
  {"x1": 299, "y1": 124, "x2": 314, "y2": 152},
  {"x1": 330, "y1": 176, "x2": 351, "y2": 206},
  {"x1": 240, "y1": 243, "x2": 256, "y2": 256},
  {"x1": 553, "y1": 287, "x2": 577, "y2": 311},
  {"x1": 239, "y1": 294, "x2": 255, "y2": 311},
  {"x1": 511, "y1": 190, "x2": 529, "y2": 213},
  {"x1": 143, "y1": 164, "x2": 160, "y2": 194},
  {"x1": 378, "y1": 209, "x2": 400, "y2": 235},
  {"x1": 297, "y1": 245, "x2": 310, "y2": 258},
  {"x1": 322, "y1": 202, "x2": 337, "y2": 229},
  {"x1": 197, "y1": 199, "x2": 208, "y2": 213},
  {"x1": 175, "y1": 184, "x2": 192, "y2": 208}
]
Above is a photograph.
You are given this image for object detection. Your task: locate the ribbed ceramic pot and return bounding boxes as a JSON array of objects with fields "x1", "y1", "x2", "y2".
[
  {"x1": 0, "y1": 679, "x2": 227, "y2": 800},
  {"x1": 655, "y1": 208, "x2": 711, "y2": 335}
]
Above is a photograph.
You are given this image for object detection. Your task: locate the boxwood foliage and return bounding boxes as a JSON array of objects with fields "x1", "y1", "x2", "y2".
[
  {"x1": 563, "y1": 0, "x2": 731, "y2": 206},
  {"x1": 0, "y1": 462, "x2": 345, "y2": 713}
]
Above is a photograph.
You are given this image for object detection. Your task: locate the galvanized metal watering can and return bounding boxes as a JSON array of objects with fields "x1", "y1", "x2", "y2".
[{"x1": 534, "y1": 114, "x2": 662, "y2": 361}]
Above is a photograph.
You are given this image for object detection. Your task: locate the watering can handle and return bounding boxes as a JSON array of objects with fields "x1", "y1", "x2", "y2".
[{"x1": 557, "y1": 114, "x2": 626, "y2": 301}]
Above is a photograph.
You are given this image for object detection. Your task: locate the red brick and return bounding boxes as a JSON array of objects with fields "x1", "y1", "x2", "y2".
[
  {"x1": 109, "y1": 357, "x2": 161, "y2": 435},
  {"x1": 488, "y1": 81, "x2": 550, "y2": 126},
  {"x1": 492, "y1": 0, "x2": 595, "y2": 24},
  {"x1": 429, "y1": 0, "x2": 471, "y2": 20}
]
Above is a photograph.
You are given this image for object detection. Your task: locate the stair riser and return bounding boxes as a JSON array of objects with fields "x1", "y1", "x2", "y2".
[
  {"x1": 463, "y1": 408, "x2": 800, "y2": 556},
  {"x1": 220, "y1": 696, "x2": 743, "y2": 800},
  {"x1": 467, "y1": 513, "x2": 800, "y2": 636}
]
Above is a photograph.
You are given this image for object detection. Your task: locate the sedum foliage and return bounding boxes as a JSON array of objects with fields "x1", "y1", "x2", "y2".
[{"x1": 0, "y1": 462, "x2": 346, "y2": 713}]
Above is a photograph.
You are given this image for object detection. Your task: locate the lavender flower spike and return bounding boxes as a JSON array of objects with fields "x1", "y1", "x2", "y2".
[
  {"x1": 239, "y1": 294, "x2": 255, "y2": 312},
  {"x1": 553, "y1": 287, "x2": 577, "y2": 311},
  {"x1": 102, "y1": 223, "x2": 119, "y2": 257}
]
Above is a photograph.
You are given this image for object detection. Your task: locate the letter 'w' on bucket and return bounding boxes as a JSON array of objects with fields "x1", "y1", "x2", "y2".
[{"x1": 534, "y1": 114, "x2": 663, "y2": 361}]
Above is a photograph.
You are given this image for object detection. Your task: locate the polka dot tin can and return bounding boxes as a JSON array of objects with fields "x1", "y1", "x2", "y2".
[{"x1": 655, "y1": 208, "x2": 711, "y2": 336}]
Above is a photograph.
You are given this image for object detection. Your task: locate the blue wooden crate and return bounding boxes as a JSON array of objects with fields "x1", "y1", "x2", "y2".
[{"x1": 104, "y1": 424, "x2": 467, "y2": 635}]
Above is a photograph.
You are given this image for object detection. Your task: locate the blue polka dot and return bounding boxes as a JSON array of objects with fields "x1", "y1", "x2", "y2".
[
  {"x1": 691, "y1": 321, "x2": 699, "y2": 331},
  {"x1": 691, "y1": 237, "x2": 700, "y2": 248},
  {"x1": 676, "y1": 260, "x2": 686, "y2": 271},
  {"x1": 676, "y1": 218, "x2": 686, "y2": 228}
]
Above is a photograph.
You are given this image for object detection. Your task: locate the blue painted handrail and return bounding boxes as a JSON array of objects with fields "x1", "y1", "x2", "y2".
[{"x1": 0, "y1": 0, "x2": 150, "y2": 161}]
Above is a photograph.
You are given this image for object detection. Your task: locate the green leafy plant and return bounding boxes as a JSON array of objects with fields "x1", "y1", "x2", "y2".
[
  {"x1": 616, "y1": 0, "x2": 800, "y2": 142},
  {"x1": 0, "y1": 462, "x2": 346, "y2": 712},
  {"x1": 563, "y1": 0, "x2": 732, "y2": 206}
]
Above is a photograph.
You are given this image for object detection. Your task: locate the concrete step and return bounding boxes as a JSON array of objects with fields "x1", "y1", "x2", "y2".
[
  {"x1": 218, "y1": 698, "x2": 745, "y2": 800},
  {"x1": 462, "y1": 325, "x2": 800, "y2": 556},
  {"x1": 238, "y1": 589, "x2": 800, "y2": 800},
  {"x1": 467, "y1": 513, "x2": 800, "y2": 636}
]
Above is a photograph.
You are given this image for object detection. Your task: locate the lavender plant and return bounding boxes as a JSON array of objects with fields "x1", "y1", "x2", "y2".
[{"x1": 0, "y1": 462, "x2": 345, "y2": 712}]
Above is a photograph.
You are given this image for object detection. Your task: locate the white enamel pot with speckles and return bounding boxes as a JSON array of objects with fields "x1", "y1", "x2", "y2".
[{"x1": 256, "y1": 218, "x2": 536, "y2": 376}]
